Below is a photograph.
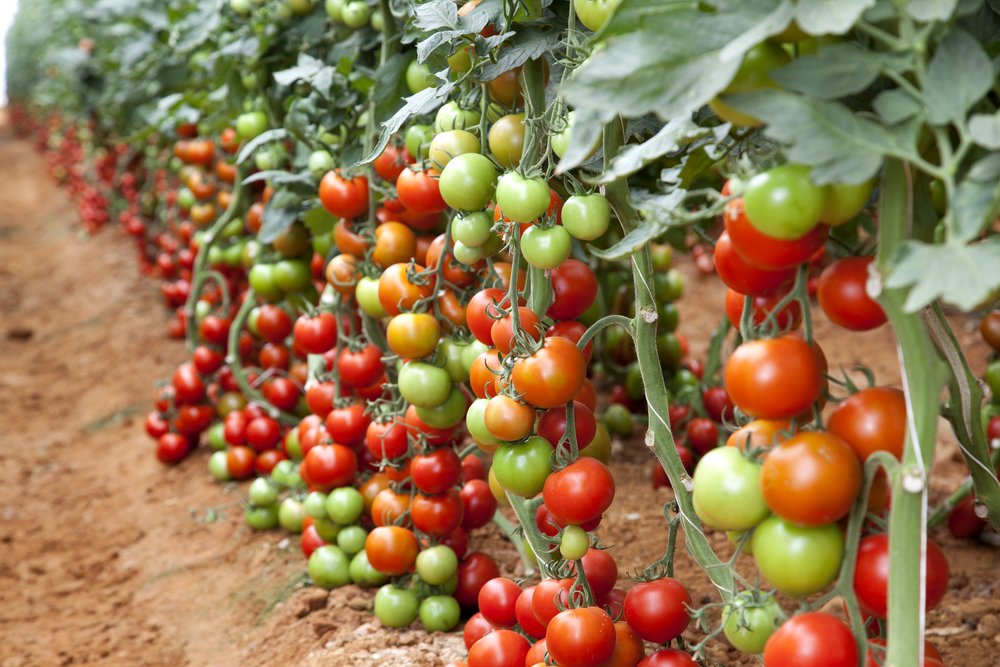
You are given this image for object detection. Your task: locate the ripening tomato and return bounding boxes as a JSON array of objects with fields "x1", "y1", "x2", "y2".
[
  {"x1": 303, "y1": 443, "x2": 358, "y2": 492},
  {"x1": 827, "y1": 386, "x2": 906, "y2": 460},
  {"x1": 623, "y1": 578, "x2": 691, "y2": 644},
  {"x1": 484, "y1": 394, "x2": 536, "y2": 442},
  {"x1": 387, "y1": 312, "x2": 440, "y2": 359},
  {"x1": 542, "y1": 458, "x2": 614, "y2": 526},
  {"x1": 370, "y1": 489, "x2": 411, "y2": 526},
  {"x1": 548, "y1": 259, "x2": 598, "y2": 321},
  {"x1": 724, "y1": 198, "x2": 829, "y2": 270},
  {"x1": 724, "y1": 335, "x2": 822, "y2": 419},
  {"x1": 364, "y1": 418, "x2": 407, "y2": 463},
  {"x1": 373, "y1": 144, "x2": 413, "y2": 182},
  {"x1": 546, "y1": 607, "x2": 616, "y2": 667},
  {"x1": 531, "y1": 578, "x2": 573, "y2": 627},
  {"x1": 726, "y1": 419, "x2": 792, "y2": 451},
  {"x1": 396, "y1": 167, "x2": 447, "y2": 213},
  {"x1": 762, "y1": 612, "x2": 858, "y2": 667},
  {"x1": 853, "y1": 533, "x2": 949, "y2": 618},
  {"x1": 319, "y1": 170, "x2": 369, "y2": 219},
  {"x1": 467, "y1": 629, "x2": 530, "y2": 667},
  {"x1": 378, "y1": 262, "x2": 432, "y2": 316},
  {"x1": 490, "y1": 307, "x2": 543, "y2": 354},
  {"x1": 714, "y1": 232, "x2": 795, "y2": 296},
  {"x1": 512, "y1": 337, "x2": 586, "y2": 409},
  {"x1": 760, "y1": 431, "x2": 861, "y2": 526},
  {"x1": 365, "y1": 525, "x2": 419, "y2": 575},
  {"x1": 817, "y1": 256, "x2": 887, "y2": 331}
]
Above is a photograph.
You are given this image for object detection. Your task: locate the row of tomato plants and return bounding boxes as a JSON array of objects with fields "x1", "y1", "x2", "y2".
[{"x1": 11, "y1": 1, "x2": 1000, "y2": 666}]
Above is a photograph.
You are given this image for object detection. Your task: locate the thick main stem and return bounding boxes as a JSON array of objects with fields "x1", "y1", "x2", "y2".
[
  {"x1": 876, "y1": 159, "x2": 945, "y2": 667},
  {"x1": 602, "y1": 117, "x2": 735, "y2": 603}
]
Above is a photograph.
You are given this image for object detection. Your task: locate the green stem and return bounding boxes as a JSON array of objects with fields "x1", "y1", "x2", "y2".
[
  {"x1": 602, "y1": 117, "x2": 734, "y2": 603},
  {"x1": 876, "y1": 159, "x2": 945, "y2": 667},
  {"x1": 505, "y1": 492, "x2": 554, "y2": 576},
  {"x1": 492, "y1": 511, "x2": 536, "y2": 577}
]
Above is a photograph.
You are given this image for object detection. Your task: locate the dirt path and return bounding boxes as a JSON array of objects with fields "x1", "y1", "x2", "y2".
[{"x1": 0, "y1": 122, "x2": 998, "y2": 667}]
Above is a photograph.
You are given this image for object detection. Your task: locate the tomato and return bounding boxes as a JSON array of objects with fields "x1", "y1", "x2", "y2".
[
  {"x1": 724, "y1": 335, "x2": 822, "y2": 419},
  {"x1": 488, "y1": 114, "x2": 525, "y2": 168},
  {"x1": 521, "y1": 224, "x2": 572, "y2": 269},
  {"x1": 325, "y1": 401, "x2": 370, "y2": 445},
  {"x1": 370, "y1": 488, "x2": 411, "y2": 527},
  {"x1": 467, "y1": 629, "x2": 530, "y2": 667},
  {"x1": 477, "y1": 577, "x2": 522, "y2": 627},
  {"x1": 623, "y1": 578, "x2": 691, "y2": 644},
  {"x1": 543, "y1": 458, "x2": 614, "y2": 526},
  {"x1": 854, "y1": 534, "x2": 949, "y2": 618},
  {"x1": 387, "y1": 312, "x2": 440, "y2": 359},
  {"x1": 573, "y1": 0, "x2": 621, "y2": 31},
  {"x1": 408, "y1": 448, "x2": 460, "y2": 496},
  {"x1": 396, "y1": 167, "x2": 446, "y2": 213},
  {"x1": 714, "y1": 232, "x2": 795, "y2": 296},
  {"x1": 460, "y1": 479, "x2": 497, "y2": 529},
  {"x1": 341, "y1": 0, "x2": 371, "y2": 27},
  {"x1": 537, "y1": 401, "x2": 597, "y2": 451},
  {"x1": 365, "y1": 525, "x2": 419, "y2": 576},
  {"x1": 692, "y1": 447, "x2": 768, "y2": 531},
  {"x1": 245, "y1": 416, "x2": 281, "y2": 451},
  {"x1": 307, "y1": 544, "x2": 351, "y2": 589},
  {"x1": 760, "y1": 431, "x2": 861, "y2": 526},
  {"x1": 575, "y1": 547, "x2": 618, "y2": 598},
  {"x1": 455, "y1": 552, "x2": 501, "y2": 610},
  {"x1": 453, "y1": 211, "x2": 494, "y2": 248},
  {"x1": 636, "y1": 649, "x2": 698, "y2": 667},
  {"x1": 512, "y1": 336, "x2": 587, "y2": 409},
  {"x1": 373, "y1": 143, "x2": 412, "y2": 182},
  {"x1": 818, "y1": 256, "x2": 887, "y2": 331},
  {"x1": 949, "y1": 493, "x2": 986, "y2": 538},
  {"x1": 562, "y1": 193, "x2": 611, "y2": 241},
  {"x1": 743, "y1": 164, "x2": 829, "y2": 240},
  {"x1": 751, "y1": 517, "x2": 843, "y2": 597},
  {"x1": 495, "y1": 172, "x2": 551, "y2": 223},
  {"x1": 821, "y1": 180, "x2": 874, "y2": 225},
  {"x1": 319, "y1": 170, "x2": 369, "y2": 219},
  {"x1": 467, "y1": 287, "x2": 512, "y2": 345},
  {"x1": 762, "y1": 612, "x2": 858, "y2": 667},
  {"x1": 722, "y1": 592, "x2": 782, "y2": 654},
  {"x1": 172, "y1": 363, "x2": 205, "y2": 405},
  {"x1": 227, "y1": 445, "x2": 257, "y2": 479},
  {"x1": 439, "y1": 153, "x2": 497, "y2": 211},
  {"x1": 337, "y1": 344, "x2": 385, "y2": 388},
  {"x1": 378, "y1": 262, "x2": 432, "y2": 316},
  {"x1": 484, "y1": 394, "x2": 536, "y2": 442},
  {"x1": 493, "y1": 436, "x2": 552, "y2": 497},
  {"x1": 724, "y1": 287, "x2": 802, "y2": 331},
  {"x1": 826, "y1": 386, "x2": 905, "y2": 462},
  {"x1": 684, "y1": 417, "x2": 718, "y2": 456},
  {"x1": 373, "y1": 584, "x2": 420, "y2": 627},
  {"x1": 303, "y1": 444, "x2": 357, "y2": 492},
  {"x1": 726, "y1": 419, "x2": 791, "y2": 450},
  {"x1": 490, "y1": 306, "x2": 543, "y2": 354},
  {"x1": 548, "y1": 260, "x2": 598, "y2": 321},
  {"x1": 724, "y1": 198, "x2": 829, "y2": 270},
  {"x1": 294, "y1": 312, "x2": 337, "y2": 354},
  {"x1": 464, "y1": 612, "x2": 497, "y2": 650},
  {"x1": 546, "y1": 607, "x2": 616, "y2": 667},
  {"x1": 156, "y1": 433, "x2": 191, "y2": 464},
  {"x1": 435, "y1": 101, "x2": 481, "y2": 133},
  {"x1": 531, "y1": 578, "x2": 573, "y2": 627},
  {"x1": 980, "y1": 311, "x2": 1000, "y2": 351},
  {"x1": 398, "y1": 361, "x2": 452, "y2": 408},
  {"x1": 710, "y1": 41, "x2": 791, "y2": 127},
  {"x1": 426, "y1": 233, "x2": 480, "y2": 287},
  {"x1": 371, "y1": 221, "x2": 417, "y2": 268},
  {"x1": 864, "y1": 638, "x2": 943, "y2": 667}
]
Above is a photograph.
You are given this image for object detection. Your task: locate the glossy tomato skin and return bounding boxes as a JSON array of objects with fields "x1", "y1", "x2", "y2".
[
  {"x1": 827, "y1": 387, "x2": 906, "y2": 460},
  {"x1": 762, "y1": 612, "x2": 858, "y2": 667},
  {"x1": 724, "y1": 335, "x2": 822, "y2": 419},
  {"x1": 319, "y1": 171, "x2": 369, "y2": 219},
  {"x1": 463, "y1": 612, "x2": 497, "y2": 650},
  {"x1": 623, "y1": 578, "x2": 692, "y2": 644},
  {"x1": 760, "y1": 431, "x2": 862, "y2": 526},
  {"x1": 478, "y1": 577, "x2": 522, "y2": 627},
  {"x1": 455, "y1": 552, "x2": 501, "y2": 610},
  {"x1": 752, "y1": 517, "x2": 843, "y2": 597},
  {"x1": 512, "y1": 337, "x2": 587, "y2": 409},
  {"x1": 365, "y1": 525, "x2": 419, "y2": 576},
  {"x1": 724, "y1": 198, "x2": 829, "y2": 270},
  {"x1": 818, "y1": 256, "x2": 887, "y2": 331},
  {"x1": 636, "y1": 649, "x2": 698, "y2": 667},
  {"x1": 545, "y1": 607, "x2": 616, "y2": 667},
  {"x1": 467, "y1": 629, "x2": 530, "y2": 667},
  {"x1": 714, "y1": 232, "x2": 795, "y2": 297},
  {"x1": 548, "y1": 259, "x2": 598, "y2": 321},
  {"x1": 543, "y1": 458, "x2": 614, "y2": 526},
  {"x1": 515, "y1": 586, "x2": 549, "y2": 639},
  {"x1": 853, "y1": 533, "x2": 950, "y2": 618}
]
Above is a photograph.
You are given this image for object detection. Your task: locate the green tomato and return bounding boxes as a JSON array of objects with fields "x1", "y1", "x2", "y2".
[
  {"x1": 495, "y1": 172, "x2": 550, "y2": 223},
  {"x1": 273, "y1": 259, "x2": 312, "y2": 293},
  {"x1": 722, "y1": 592, "x2": 783, "y2": 654},
  {"x1": 624, "y1": 363, "x2": 644, "y2": 399},
  {"x1": 521, "y1": 224, "x2": 572, "y2": 269},
  {"x1": 659, "y1": 302, "x2": 680, "y2": 333},
  {"x1": 312, "y1": 230, "x2": 334, "y2": 257},
  {"x1": 356, "y1": 276, "x2": 388, "y2": 317},
  {"x1": 398, "y1": 362, "x2": 452, "y2": 409},
  {"x1": 308, "y1": 149, "x2": 335, "y2": 177},
  {"x1": 709, "y1": 42, "x2": 791, "y2": 127},
  {"x1": 820, "y1": 179, "x2": 875, "y2": 225},
  {"x1": 466, "y1": 398, "x2": 503, "y2": 447},
  {"x1": 207, "y1": 422, "x2": 227, "y2": 451},
  {"x1": 929, "y1": 179, "x2": 947, "y2": 215},
  {"x1": 657, "y1": 332, "x2": 684, "y2": 370},
  {"x1": 325, "y1": 0, "x2": 345, "y2": 20},
  {"x1": 350, "y1": 550, "x2": 389, "y2": 587},
  {"x1": 985, "y1": 361, "x2": 1000, "y2": 398},
  {"x1": 434, "y1": 101, "x2": 481, "y2": 133},
  {"x1": 405, "y1": 124, "x2": 434, "y2": 160},
  {"x1": 419, "y1": 595, "x2": 461, "y2": 632},
  {"x1": 208, "y1": 450, "x2": 231, "y2": 481},
  {"x1": 452, "y1": 241, "x2": 482, "y2": 265},
  {"x1": 288, "y1": 0, "x2": 315, "y2": 15},
  {"x1": 304, "y1": 491, "x2": 329, "y2": 518},
  {"x1": 341, "y1": 0, "x2": 371, "y2": 28},
  {"x1": 270, "y1": 459, "x2": 298, "y2": 487},
  {"x1": 221, "y1": 242, "x2": 244, "y2": 268},
  {"x1": 743, "y1": 164, "x2": 829, "y2": 240},
  {"x1": 439, "y1": 337, "x2": 471, "y2": 382},
  {"x1": 336, "y1": 525, "x2": 368, "y2": 555},
  {"x1": 278, "y1": 497, "x2": 306, "y2": 533},
  {"x1": 313, "y1": 516, "x2": 342, "y2": 542},
  {"x1": 415, "y1": 545, "x2": 459, "y2": 585},
  {"x1": 207, "y1": 245, "x2": 225, "y2": 266},
  {"x1": 285, "y1": 427, "x2": 304, "y2": 460},
  {"x1": 655, "y1": 268, "x2": 684, "y2": 302},
  {"x1": 325, "y1": 487, "x2": 365, "y2": 524},
  {"x1": 439, "y1": 153, "x2": 497, "y2": 211},
  {"x1": 309, "y1": 545, "x2": 351, "y2": 589},
  {"x1": 230, "y1": 0, "x2": 253, "y2": 15},
  {"x1": 254, "y1": 147, "x2": 282, "y2": 171},
  {"x1": 249, "y1": 477, "x2": 279, "y2": 506},
  {"x1": 492, "y1": 436, "x2": 553, "y2": 497},
  {"x1": 236, "y1": 111, "x2": 268, "y2": 140},
  {"x1": 448, "y1": 45, "x2": 474, "y2": 74},
  {"x1": 415, "y1": 385, "x2": 467, "y2": 429},
  {"x1": 406, "y1": 60, "x2": 436, "y2": 94},
  {"x1": 248, "y1": 264, "x2": 283, "y2": 301},
  {"x1": 550, "y1": 111, "x2": 599, "y2": 161},
  {"x1": 488, "y1": 114, "x2": 525, "y2": 168},
  {"x1": 244, "y1": 504, "x2": 279, "y2": 530},
  {"x1": 241, "y1": 240, "x2": 261, "y2": 270},
  {"x1": 691, "y1": 447, "x2": 769, "y2": 531},
  {"x1": 370, "y1": 9, "x2": 384, "y2": 30},
  {"x1": 220, "y1": 216, "x2": 245, "y2": 239},
  {"x1": 429, "y1": 129, "x2": 480, "y2": 170},
  {"x1": 573, "y1": 0, "x2": 621, "y2": 31},
  {"x1": 751, "y1": 517, "x2": 843, "y2": 597},
  {"x1": 461, "y1": 339, "x2": 489, "y2": 372},
  {"x1": 374, "y1": 585, "x2": 421, "y2": 628},
  {"x1": 603, "y1": 404, "x2": 633, "y2": 437},
  {"x1": 560, "y1": 525, "x2": 591, "y2": 560},
  {"x1": 452, "y1": 211, "x2": 493, "y2": 248},
  {"x1": 563, "y1": 193, "x2": 611, "y2": 241}
]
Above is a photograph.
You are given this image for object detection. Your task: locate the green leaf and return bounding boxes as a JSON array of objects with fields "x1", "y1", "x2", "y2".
[
  {"x1": 589, "y1": 220, "x2": 665, "y2": 260},
  {"x1": 356, "y1": 81, "x2": 458, "y2": 166},
  {"x1": 726, "y1": 90, "x2": 897, "y2": 184},
  {"x1": 563, "y1": 0, "x2": 791, "y2": 122},
  {"x1": 411, "y1": 0, "x2": 460, "y2": 30},
  {"x1": 923, "y1": 29, "x2": 994, "y2": 125},
  {"x1": 554, "y1": 107, "x2": 605, "y2": 173},
  {"x1": 952, "y1": 153, "x2": 1000, "y2": 241},
  {"x1": 795, "y1": 0, "x2": 876, "y2": 35},
  {"x1": 886, "y1": 238, "x2": 1000, "y2": 311},
  {"x1": 907, "y1": 0, "x2": 959, "y2": 22},
  {"x1": 260, "y1": 190, "x2": 305, "y2": 244},
  {"x1": 242, "y1": 170, "x2": 315, "y2": 187},
  {"x1": 477, "y1": 28, "x2": 560, "y2": 81},
  {"x1": 969, "y1": 112, "x2": 1000, "y2": 149},
  {"x1": 873, "y1": 89, "x2": 922, "y2": 124},
  {"x1": 237, "y1": 129, "x2": 290, "y2": 165},
  {"x1": 372, "y1": 53, "x2": 413, "y2": 125},
  {"x1": 596, "y1": 118, "x2": 708, "y2": 184},
  {"x1": 770, "y1": 43, "x2": 883, "y2": 99}
]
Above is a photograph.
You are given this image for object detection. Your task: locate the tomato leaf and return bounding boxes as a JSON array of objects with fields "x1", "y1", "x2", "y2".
[
  {"x1": 357, "y1": 81, "x2": 458, "y2": 166},
  {"x1": 951, "y1": 153, "x2": 1000, "y2": 242},
  {"x1": 968, "y1": 112, "x2": 1000, "y2": 149},
  {"x1": 595, "y1": 119, "x2": 709, "y2": 184},
  {"x1": 770, "y1": 44, "x2": 885, "y2": 99},
  {"x1": 236, "y1": 129, "x2": 290, "y2": 165},
  {"x1": 794, "y1": 0, "x2": 875, "y2": 35},
  {"x1": 588, "y1": 219, "x2": 666, "y2": 260},
  {"x1": 907, "y1": 0, "x2": 959, "y2": 22},
  {"x1": 554, "y1": 107, "x2": 605, "y2": 174},
  {"x1": 886, "y1": 238, "x2": 1000, "y2": 311},
  {"x1": 922, "y1": 29, "x2": 994, "y2": 126},
  {"x1": 563, "y1": 0, "x2": 792, "y2": 123},
  {"x1": 372, "y1": 53, "x2": 413, "y2": 125},
  {"x1": 873, "y1": 89, "x2": 922, "y2": 124},
  {"x1": 477, "y1": 28, "x2": 560, "y2": 81},
  {"x1": 260, "y1": 189, "x2": 307, "y2": 244},
  {"x1": 725, "y1": 90, "x2": 899, "y2": 184}
]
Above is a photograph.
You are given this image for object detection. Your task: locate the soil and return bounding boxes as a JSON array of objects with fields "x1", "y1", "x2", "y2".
[{"x1": 1, "y1": 119, "x2": 999, "y2": 667}]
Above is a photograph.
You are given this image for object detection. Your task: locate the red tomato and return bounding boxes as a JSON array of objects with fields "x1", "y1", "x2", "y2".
[
  {"x1": 542, "y1": 458, "x2": 615, "y2": 526},
  {"x1": 547, "y1": 320, "x2": 594, "y2": 362},
  {"x1": 463, "y1": 612, "x2": 497, "y2": 650},
  {"x1": 411, "y1": 447, "x2": 462, "y2": 494},
  {"x1": 548, "y1": 259, "x2": 598, "y2": 321},
  {"x1": 411, "y1": 490, "x2": 464, "y2": 536},
  {"x1": 636, "y1": 649, "x2": 698, "y2": 667},
  {"x1": 531, "y1": 578, "x2": 573, "y2": 627},
  {"x1": 302, "y1": 443, "x2": 358, "y2": 492},
  {"x1": 478, "y1": 577, "x2": 523, "y2": 627},
  {"x1": 537, "y1": 401, "x2": 597, "y2": 451},
  {"x1": 156, "y1": 433, "x2": 190, "y2": 464},
  {"x1": 512, "y1": 337, "x2": 587, "y2": 409},
  {"x1": 325, "y1": 401, "x2": 371, "y2": 446},
  {"x1": 853, "y1": 534, "x2": 950, "y2": 618},
  {"x1": 817, "y1": 257, "x2": 887, "y2": 331},
  {"x1": 827, "y1": 387, "x2": 906, "y2": 460},
  {"x1": 724, "y1": 335, "x2": 822, "y2": 419},
  {"x1": 365, "y1": 418, "x2": 409, "y2": 461},
  {"x1": 319, "y1": 170, "x2": 369, "y2": 219},
  {"x1": 294, "y1": 312, "x2": 337, "y2": 354},
  {"x1": 455, "y1": 552, "x2": 501, "y2": 610},
  {"x1": 516, "y1": 586, "x2": 549, "y2": 639},
  {"x1": 467, "y1": 288, "x2": 515, "y2": 345},
  {"x1": 714, "y1": 232, "x2": 795, "y2": 296},
  {"x1": 461, "y1": 479, "x2": 498, "y2": 530},
  {"x1": 396, "y1": 167, "x2": 446, "y2": 213},
  {"x1": 623, "y1": 579, "x2": 691, "y2": 644},
  {"x1": 468, "y1": 629, "x2": 530, "y2": 667},
  {"x1": 546, "y1": 607, "x2": 616, "y2": 667},
  {"x1": 763, "y1": 612, "x2": 858, "y2": 667},
  {"x1": 337, "y1": 344, "x2": 385, "y2": 388},
  {"x1": 724, "y1": 198, "x2": 829, "y2": 270},
  {"x1": 300, "y1": 523, "x2": 326, "y2": 558}
]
